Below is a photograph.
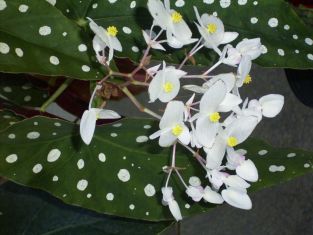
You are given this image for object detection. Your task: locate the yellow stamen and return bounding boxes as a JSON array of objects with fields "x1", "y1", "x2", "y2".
[
  {"x1": 163, "y1": 82, "x2": 174, "y2": 93},
  {"x1": 96, "y1": 113, "x2": 100, "y2": 120},
  {"x1": 172, "y1": 124, "x2": 183, "y2": 136},
  {"x1": 207, "y1": 23, "x2": 217, "y2": 34},
  {"x1": 244, "y1": 74, "x2": 252, "y2": 84},
  {"x1": 171, "y1": 11, "x2": 183, "y2": 23},
  {"x1": 209, "y1": 112, "x2": 221, "y2": 123},
  {"x1": 227, "y1": 136, "x2": 238, "y2": 147},
  {"x1": 107, "y1": 26, "x2": 118, "y2": 37}
]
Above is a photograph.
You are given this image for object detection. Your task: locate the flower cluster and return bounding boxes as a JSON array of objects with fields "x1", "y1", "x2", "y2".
[{"x1": 80, "y1": 0, "x2": 284, "y2": 221}]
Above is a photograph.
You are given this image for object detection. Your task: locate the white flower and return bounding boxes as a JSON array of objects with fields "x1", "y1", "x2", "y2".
[
  {"x1": 205, "y1": 115, "x2": 258, "y2": 169},
  {"x1": 80, "y1": 85, "x2": 121, "y2": 145},
  {"x1": 150, "y1": 101, "x2": 190, "y2": 147},
  {"x1": 221, "y1": 187, "x2": 252, "y2": 210},
  {"x1": 162, "y1": 187, "x2": 182, "y2": 221},
  {"x1": 147, "y1": 0, "x2": 198, "y2": 48},
  {"x1": 194, "y1": 7, "x2": 238, "y2": 55},
  {"x1": 247, "y1": 94, "x2": 284, "y2": 122},
  {"x1": 142, "y1": 30, "x2": 166, "y2": 51},
  {"x1": 87, "y1": 17, "x2": 122, "y2": 64},
  {"x1": 148, "y1": 62, "x2": 186, "y2": 103},
  {"x1": 194, "y1": 80, "x2": 241, "y2": 149},
  {"x1": 203, "y1": 186, "x2": 224, "y2": 204},
  {"x1": 186, "y1": 185, "x2": 224, "y2": 204},
  {"x1": 186, "y1": 185, "x2": 204, "y2": 202},
  {"x1": 226, "y1": 148, "x2": 259, "y2": 182},
  {"x1": 80, "y1": 108, "x2": 121, "y2": 145}
]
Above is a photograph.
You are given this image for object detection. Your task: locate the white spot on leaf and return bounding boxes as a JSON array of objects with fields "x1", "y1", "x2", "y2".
[
  {"x1": 130, "y1": 1, "x2": 136, "y2": 8},
  {"x1": 18, "y1": 4, "x2": 29, "y2": 13},
  {"x1": 50, "y1": 56, "x2": 60, "y2": 65},
  {"x1": 269, "y1": 165, "x2": 285, "y2": 172},
  {"x1": 117, "y1": 169, "x2": 130, "y2": 182},
  {"x1": 0, "y1": 42, "x2": 10, "y2": 54},
  {"x1": 77, "y1": 179, "x2": 88, "y2": 191},
  {"x1": 77, "y1": 159, "x2": 85, "y2": 169},
  {"x1": 39, "y1": 26, "x2": 51, "y2": 36},
  {"x1": 47, "y1": 149, "x2": 61, "y2": 162},
  {"x1": 122, "y1": 27, "x2": 132, "y2": 34},
  {"x1": 144, "y1": 184, "x2": 156, "y2": 197},
  {"x1": 258, "y1": 150, "x2": 268, "y2": 156},
  {"x1": 82, "y1": 65, "x2": 90, "y2": 72},
  {"x1": 287, "y1": 153, "x2": 296, "y2": 158},
  {"x1": 268, "y1": 18, "x2": 278, "y2": 28},
  {"x1": 33, "y1": 163, "x2": 43, "y2": 174},
  {"x1": 6, "y1": 154, "x2": 18, "y2": 163},
  {"x1": 136, "y1": 136, "x2": 149, "y2": 143},
  {"x1": 106, "y1": 193, "x2": 114, "y2": 201},
  {"x1": 15, "y1": 48, "x2": 23, "y2": 57},
  {"x1": 0, "y1": 0, "x2": 7, "y2": 11},
  {"x1": 78, "y1": 44, "x2": 87, "y2": 52},
  {"x1": 98, "y1": 153, "x2": 106, "y2": 162},
  {"x1": 52, "y1": 175, "x2": 58, "y2": 181},
  {"x1": 8, "y1": 134, "x2": 15, "y2": 139},
  {"x1": 27, "y1": 131, "x2": 40, "y2": 139}
]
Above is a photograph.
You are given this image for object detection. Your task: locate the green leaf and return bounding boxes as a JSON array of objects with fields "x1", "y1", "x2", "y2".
[
  {"x1": 0, "y1": 116, "x2": 312, "y2": 221},
  {"x1": 0, "y1": 181, "x2": 172, "y2": 235},
  {"x1": 1, "y1": 0, "x2": 312, "y2": 81},
  {"x1": 0, "y1": 109, "x2": 23, "y2": 130},
  {"x1": 0, "y1": 0, "x2": 104, "y2": 80},
  {"x1": 0, "y1": 73, "x2": 49, "y2": 107},
  {"x1": 54, "y1": 0, "x2": 313, "y2": 68}
]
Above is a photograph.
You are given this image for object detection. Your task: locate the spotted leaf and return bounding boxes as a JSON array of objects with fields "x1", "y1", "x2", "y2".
[
  {"x1": 54, "y1": 0, "x2": 313, "y2": 68},
  {"x1": 0, "y1": 116, "x2": 312, "y2": 221},
  {"x1": 0, "y1": 0, "x2": 104, "y2": 80},
  {"x1": 0, "y1": 74, "x2": 49, "y2": 107},
  {"x1": 0, "y1": 181, "x2": 172, "y2": 235},
  {"x1": 0, "y1": 109, "x2": 23, "y2": 130}
]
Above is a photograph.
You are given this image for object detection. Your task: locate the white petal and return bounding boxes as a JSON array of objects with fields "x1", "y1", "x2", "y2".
[
  {"x1": 186, "y1": 186, "x2": 203, "y2": 202},
  {"x1": 80, "y1": 110, "x2": 97, "y2": 145},
  {"x1": 162, "y1": 186, "x2": 174, "y2": 202},
  {"x1": 236, "y1": 38, "x2": 262, "y2": 60},
  {"x1": 220, "y1": 32, "x2": 239, "y2": 44},
  {"x1": 203, "y1": 186, "x2": 224, "y2": 204},
  {"x1": 200, "y1": 80, "x2": 227, "y2": 113},
  {"x1": 223, "y1": 175, "x2": 251, "y2": 189},
  {"x1": 178, "y1": 124, "x2": 191, "y2": 145},
  {"x1": 168, "y1": 200, "x2": 183, "y2": 221},
  {"x1": 218, "y1": 93, "x2": 242, "y2": 112},
  {"x1": 147, "y1": 64, "x2": 161, "y2": 76},
  {"x1": 166, "y1": 30, "x2": 184, "y2": 48},
  {"x1": 226, "y1": 147, "x2": 245, "y2": 170},
  {"x1": 160, "y1": 101, "x2": 184, "y2": 128},
  {"x1": 183, "y1": 85, "x2": 207, "y2": 93},
  {"x1": 110, "y1": 36, "x2": 122, "y2": 52},
  {"x1": 205, "y1": 136, "x2": 226, "y2": 169},
  {"x1": 226, "y1": 116, "x2": 258, "y2": 144},
  {"x1": 236, "y1": 159, "x2": 259, "y2": 182},
  {"x1": 159, "y1": 130, "x2": 177, "y2": 147},
  {"x1": 149, "y1": 129, "x2": 163, "y2": 140},
  {"x1": 196, "y1": 115, "x2": 219, "y2": 148},
  {"x1": 221, "y1": 187, "x2": 252, "y2": 210},
  {"x1": 237, "y1": 55, "x2": 252, "y2": 87},
  {"x1": 92, "y1": 35, "x2": 106, "y2": 53},
  {"x1": 259, "y1": 94, "x2": 284, "y2": 118},
  {"x1": 148, "y1": 70, "x2": 163, "y2": 102},
  {"x1": 159, "y1": 75, "x2": 181, "y2": 103},
  {"x1": 147, "y1": 0, "x2": 170, "y2": 29},
  {"x1": 203, "y1": 73, "x2": 236, "y2": 93},
  {"x1": 94, "y1": 109, "x2": 121, "y2": 119}
]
